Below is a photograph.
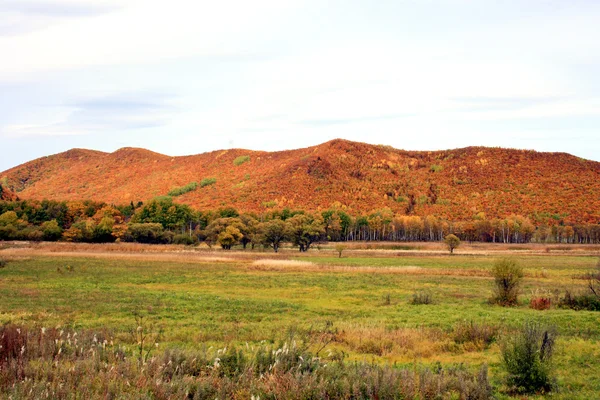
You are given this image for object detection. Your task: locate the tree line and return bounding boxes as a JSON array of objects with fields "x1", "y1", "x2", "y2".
[{"x1": 1, "y1": 197, "x2": 600, "y2": 250}]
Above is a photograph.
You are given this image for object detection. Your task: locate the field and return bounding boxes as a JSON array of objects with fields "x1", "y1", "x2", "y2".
[{"x1": 1, "y1": 241, "x2": 600, "y2": 399}]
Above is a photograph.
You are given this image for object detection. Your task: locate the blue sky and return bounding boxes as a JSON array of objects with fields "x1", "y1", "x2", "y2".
[{"x1": 1, "y1": 0, "x2": 599, "y2": 171}]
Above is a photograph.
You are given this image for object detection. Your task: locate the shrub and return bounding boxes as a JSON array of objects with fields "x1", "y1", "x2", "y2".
[
  {"x1": 173, "y1": 233, "x2": 198, "y2": 245},
  {"x1": 233, "y1": 155, "x2": 250, "y2": 166},
  {"x1": 453, "y1": 320, "x2": 499, "y2": 349},
  {"x1": 558, "y1": 290, "x2": 600, "y2": 311},
  {"x1": 491, "y1": 258, "x2": 523, "y2": 306},
  {"x1": 530, "y1": 297, "x2": 552, "y2": 310},
  {"x1": 501, "y1": 321, "x2": 557, "y2": 394},
  {"x1": 168, "y1": 182, "x2": 198, "y2": 197},
  {"x1": 0, "y1": 257, "x2": 6, "y2": 268},
  {"x1": 410, "y1": 290, "x2": 434, "y2": 305},
  {"x1": 334, "y1": 243, "x2": 346, "y2": 258},
  {"x1": 125, "y1": 223, "x2": 173, "y2": 244},
  {"x1": 200, "y1": 177, "x2": 217, "y2": 187}
]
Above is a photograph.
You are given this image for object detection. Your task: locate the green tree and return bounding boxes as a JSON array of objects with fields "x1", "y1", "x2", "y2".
[
  {"x1": 444, "y1": 234, "x2": 461, "y2": 254},
  {"x1": 126, "y1": 223, "x2": 171, "y2": 244},
  {"x1": 0, "y1": 211, "x2": 19, "y2": 226},
  {"x1": 258, "y1": 219, "x2": 290, "y2": 253},
  {"x1": 132, "y1": 197, "x2": 193, "y2": 230},
  {"x1": 287, "y1": 213, "x2": 325, "y2": 252},
  {"x1": 41, "y1": 220, "x2": 63, "y2": 241},
  {"x1": 218, "y1": 225, "x2": 243, "y2": 250}
]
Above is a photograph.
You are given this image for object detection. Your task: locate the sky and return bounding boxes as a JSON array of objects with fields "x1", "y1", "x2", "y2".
[{"x1": 1, "y1": 0, "x2": 599, "y2": 171}]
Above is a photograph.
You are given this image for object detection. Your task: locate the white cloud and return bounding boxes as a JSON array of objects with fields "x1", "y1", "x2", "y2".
[{"x1": 1, "y1": 0, "x2": 600, "y2": 171}]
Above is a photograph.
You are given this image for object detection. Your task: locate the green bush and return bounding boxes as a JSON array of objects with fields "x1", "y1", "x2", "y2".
[
  {"x1": 491, "y1": 258, "x2": 523, "y2": 306},
  {"x1": 558, "y1": 290, "x2": 600, "y2": 311},
  {"x1": 168, "y1": 182, "x2": 198, "y2": 197},
  {"x1": 200, "y1": 178, "x2": 217, "y2": 187},
  {"x1": 233, "y1": 155, "x2": 250, "y2": 166},
  {"x1": 173, "y1": 233, "x2": 198, "y2": 246},
  {"x1": 410, "y1": 290, "x2": 434, "y2": 305},
  {"x1": 501, "y1": 321, "x2": 557, "y2": 394},
  {"x1": 125, "y1": 223, "x2": 173, "y2": 244}
]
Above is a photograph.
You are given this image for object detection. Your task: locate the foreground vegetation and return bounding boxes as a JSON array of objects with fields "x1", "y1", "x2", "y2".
[{"x1": 1, "y1": 242, "x2": 600, "y2": 398}]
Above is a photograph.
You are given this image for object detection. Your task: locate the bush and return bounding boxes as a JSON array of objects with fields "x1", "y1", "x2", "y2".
[
  {"x1": 168, "y1": 182, "x2": 198, "y2": 197},
  {"x1": 233, "y1": 155, "x2": 250, "y2": 166},
  {"x1": 200, "y1": 177, "x2": 217, "y2": 187},
  {"x1": 173, "y1": 234, "x2": 198, "y2": 246},
  {"x1": 125, "y1": 223, "x2": 173, "y2": 244},
  {"x1": 410, "y1": 290, "x2": 434, "y2": 305},
  {"x1": 501, "y1": 321, "x2": 557, "y2": 394},
  {"x1": 558, "y1": 290, "x2": 600, "y2": 311},
  {"x1": 491, "y1": 258, "x2": 523, "y2": 306},
  {"x1": 0, "y1": 257, "x2": 6, "y2": 268},
  {"x1": 530, "y1": 297, "x2": 552, "y2": 310}
]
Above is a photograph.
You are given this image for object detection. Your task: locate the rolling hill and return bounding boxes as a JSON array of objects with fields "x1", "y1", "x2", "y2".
[{"x1": 1, "y1": 139, "x2": 599, "y2": 224}]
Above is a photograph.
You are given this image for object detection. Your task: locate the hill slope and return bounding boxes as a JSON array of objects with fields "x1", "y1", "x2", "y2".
[{"x1": 2, "y1": 139, "x2": 599, "y2": 224}]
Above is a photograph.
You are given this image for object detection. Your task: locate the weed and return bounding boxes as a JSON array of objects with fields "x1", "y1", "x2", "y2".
[
  {"x1": 129, "y1": 312, "x2": 162, "y2": 365},
  {"x1": 501, "y1": 321, "x2": 557, "y2": 395},
  {"x1": 410, "y1": 290, "x2": 434, "y2": 305},
  {"x1": 491, "y1": 258, "x2": 523, "y2": 306},
  {"x1": 382, "y1": 293, "x2": 391, "y2": 305}
]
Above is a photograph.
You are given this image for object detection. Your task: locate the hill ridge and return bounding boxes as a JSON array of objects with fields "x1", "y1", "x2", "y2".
[{"x1": 2, "y1": 140, "x2": 599, "y2": 224}]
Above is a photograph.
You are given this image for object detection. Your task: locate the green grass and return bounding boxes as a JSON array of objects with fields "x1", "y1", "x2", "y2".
[
  {"x1": 233, "y1": 155, "x2": 250, "y2": 166},
  {"x1": 167, "y1": 181, "x2": 198, "y2": 196},
  {"x1": 200, "y1": 177, "x2": 217, "y2": 187},
  {"x1": 0, "y1": 251, "x2": 599, "y2": 398}
]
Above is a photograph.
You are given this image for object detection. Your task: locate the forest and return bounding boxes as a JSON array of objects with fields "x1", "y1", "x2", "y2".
[{"x1": 2, "y1": 196, "x2": 600, "y2": 248}]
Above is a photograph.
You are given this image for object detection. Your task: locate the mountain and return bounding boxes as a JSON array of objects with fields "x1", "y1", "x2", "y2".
[{"x1": 1, "y1": 139, "x2": 599, "y2": 223}]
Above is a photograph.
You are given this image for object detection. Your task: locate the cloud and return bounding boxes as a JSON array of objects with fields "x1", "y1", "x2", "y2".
[
  {"x1": 2, "y1": 1, "x2": 117, "y2": 17},
  {"x1": 0, "y1": 1, "x2": 119, "y2": 36},
  {"x1": 1, "y1": 92, "x2": 177, "y2": 138}
]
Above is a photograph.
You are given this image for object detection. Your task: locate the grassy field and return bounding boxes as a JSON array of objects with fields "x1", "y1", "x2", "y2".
[{"x1": 1, "y1": 242, "x2": 599, "y2": 398}]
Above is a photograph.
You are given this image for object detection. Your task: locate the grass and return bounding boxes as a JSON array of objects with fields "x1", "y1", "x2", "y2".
[{"x1": 0, "y1": 243, "x2": 599, "y2": 397}]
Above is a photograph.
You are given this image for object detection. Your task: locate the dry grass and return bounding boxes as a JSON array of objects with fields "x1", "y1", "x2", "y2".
[
  {"x1": 336, "y1": 324, "x2": 451, "y2": 359},
  {"x1": 250, "y1": 262, "x2": 490, "y2": 277}
]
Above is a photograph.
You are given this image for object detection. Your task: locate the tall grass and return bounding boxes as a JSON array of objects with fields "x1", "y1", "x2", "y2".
[{"x1": 0, "y1": 323, "x2": 493, "y2": 399}]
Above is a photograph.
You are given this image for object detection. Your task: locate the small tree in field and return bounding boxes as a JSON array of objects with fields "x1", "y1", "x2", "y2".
[
  {"x1": 335, "y1": 243, "x2": 346, "y2": 258},
  {"x1": 444, "y1": 234, "x2": 461, "y2": 254},
  {"x1": 492, "y1": 258, "x2": 523, "y2": 306}
]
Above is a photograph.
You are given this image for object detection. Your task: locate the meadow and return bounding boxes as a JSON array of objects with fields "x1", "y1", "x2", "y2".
[{"x1": 0, "y1": 241, "x2": 599, "y2": 399}]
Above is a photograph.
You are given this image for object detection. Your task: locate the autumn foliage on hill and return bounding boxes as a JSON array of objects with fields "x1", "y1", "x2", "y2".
[{"x1": 1, "y1": 139, "x2": 599, "y2": 226}]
